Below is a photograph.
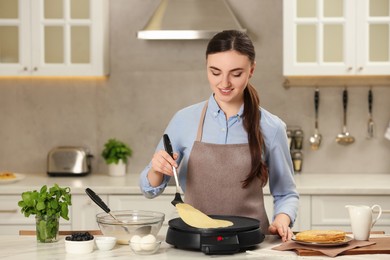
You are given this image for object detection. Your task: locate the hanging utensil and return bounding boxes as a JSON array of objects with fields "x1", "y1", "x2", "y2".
[
  {"x1": 286, "y1": 129, "x2": 293, "y2": 150},
  {"x1": 309, "y1": 88, "x2": 322, "y2": 150},
  {"x1": 163, "y1": 134, "x2": 184, "y2": 206},
  {"x1": 367, "y1": 88, "x2": 374, "y2": 139},
  {"x1": 85, "y1": 188, "x2": 151, "y2": 234},
  {"x1": 336, "y1": 88, "x2": 355, "y2": 145}
]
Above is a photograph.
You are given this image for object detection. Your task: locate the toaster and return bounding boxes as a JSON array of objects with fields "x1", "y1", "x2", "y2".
[{"x1": 47, "y1": 146, "x2": 92, "y2": 176}]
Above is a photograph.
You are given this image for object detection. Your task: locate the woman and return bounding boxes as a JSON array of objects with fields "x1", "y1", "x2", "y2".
[{"x1": 139, "y1": 30, "x2": 299, "y2": 242}]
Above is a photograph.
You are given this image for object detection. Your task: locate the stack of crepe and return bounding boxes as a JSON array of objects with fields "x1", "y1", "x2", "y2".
[{"x1": 295, "y1": 230, "x2": 346, "y2": 243}]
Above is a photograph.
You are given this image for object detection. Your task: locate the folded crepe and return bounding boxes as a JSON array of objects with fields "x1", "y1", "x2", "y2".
[{"x1": 176, "y1": 203, "x2": 233, "y2": 229}]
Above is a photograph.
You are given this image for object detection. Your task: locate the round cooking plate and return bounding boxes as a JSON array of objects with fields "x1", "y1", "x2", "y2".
[{"x1": 168, "y1": 215, "x2": 259, "y2": 234}]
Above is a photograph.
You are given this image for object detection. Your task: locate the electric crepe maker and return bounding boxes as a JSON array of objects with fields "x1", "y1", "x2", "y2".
[{"x1": 165, "y1": 215, "x2": 265, "y2": 255}]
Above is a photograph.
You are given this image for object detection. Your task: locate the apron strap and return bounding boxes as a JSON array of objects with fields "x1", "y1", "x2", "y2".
[{"x1": 196, "y1": 101, "x2": 208, "y2": 142}]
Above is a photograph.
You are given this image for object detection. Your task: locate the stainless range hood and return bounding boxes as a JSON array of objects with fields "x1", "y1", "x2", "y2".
[{"x1": 137, "y1": 0, "x2": 246, "y2": 40}]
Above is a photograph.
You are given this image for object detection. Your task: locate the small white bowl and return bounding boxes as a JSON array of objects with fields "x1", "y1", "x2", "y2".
[
  {"x1": 129, "y1": 240, "x2": 162, "y2": 255},
  {"x1": 95, "y1": 236, "x2": 117, "y2": 251},
  {"x1": 65, "y1": 239, "x2": 94, "y2": 254}
]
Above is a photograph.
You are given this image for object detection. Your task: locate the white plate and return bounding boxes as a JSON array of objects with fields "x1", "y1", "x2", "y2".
[
  {"x1": 292, "y1": 236, "x2": 353, "y2": 247},
  {"x1": 0, "y1": 173, "x2": 25, "y2": 184}
]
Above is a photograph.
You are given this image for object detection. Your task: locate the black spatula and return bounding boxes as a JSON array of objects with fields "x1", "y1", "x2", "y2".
[{"x1": 163, "y1": 134, "x2": 184, "y2": 206}]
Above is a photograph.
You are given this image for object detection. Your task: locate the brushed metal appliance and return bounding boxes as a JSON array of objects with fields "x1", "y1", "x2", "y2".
[{"x1": 47, "y1": 146, "x2": 92, "y2": 176}]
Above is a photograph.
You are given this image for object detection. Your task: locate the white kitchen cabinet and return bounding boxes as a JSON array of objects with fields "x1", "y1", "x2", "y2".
[
  {"x1": 0, "y1": 0, "x2": 109, "y2": 76},
  {"x1": 0, "y1": 195, "x2": 71, "y2": 235},
  {"x1": 311, "y1": 195, "x2": 390, "y2": 233},
  {"x1": 283, "y1": 0, "x2": 390, "y2": 76},
  {"x1": 293, "y1": 195, "x2": 311, "y2": 231},
  {"x1": 71, "y1": 194, "x2": 107, "y2": 230},
  {"x1": 263, "y1": 195, "x2": 273, "y2": 222},
  {"x1": 264, "y1": 194, "x2": 310, "y2": 232}
]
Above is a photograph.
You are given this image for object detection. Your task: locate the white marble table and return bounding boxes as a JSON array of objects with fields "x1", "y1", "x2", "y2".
[{"x1": 0, "y1": 235, "x2": 389, "y2": 260}]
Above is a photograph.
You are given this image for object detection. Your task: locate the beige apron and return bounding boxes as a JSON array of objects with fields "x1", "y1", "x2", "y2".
[{"x1": 185, "y1": 102, "x2": 270, "y2": 234}]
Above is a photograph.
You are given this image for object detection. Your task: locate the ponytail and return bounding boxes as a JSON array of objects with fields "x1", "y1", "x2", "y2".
[{"x1": 242, "y1": 84, "x2": 268, "y2": 188}]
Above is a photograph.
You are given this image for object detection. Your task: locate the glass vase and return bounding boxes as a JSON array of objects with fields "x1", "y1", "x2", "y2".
[{"x1": 35, "y1": 215, "x2": 60, "y2": 243}]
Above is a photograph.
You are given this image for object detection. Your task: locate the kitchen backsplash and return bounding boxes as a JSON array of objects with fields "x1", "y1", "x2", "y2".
[{"x1": 0, "y1": 0, "x2": 389, "y2": 175}]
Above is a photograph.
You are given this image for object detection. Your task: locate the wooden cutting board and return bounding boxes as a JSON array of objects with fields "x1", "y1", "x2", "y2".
[{"x1": 296, "y1": 237, "x2": 390, "y2": 256}]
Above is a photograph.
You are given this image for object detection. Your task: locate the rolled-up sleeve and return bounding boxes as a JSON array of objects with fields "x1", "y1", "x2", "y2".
[
  {"x1": 139, "y1": 159, "x2": 170, "y2": 198},
  {"x1": 139, "y1": 136, "x2": 174, "y2": 198}
]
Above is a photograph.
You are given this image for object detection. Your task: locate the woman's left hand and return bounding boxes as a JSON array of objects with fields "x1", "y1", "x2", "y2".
[{"x1": 268, "y1": 213, "x2": 293, "y2": 242}]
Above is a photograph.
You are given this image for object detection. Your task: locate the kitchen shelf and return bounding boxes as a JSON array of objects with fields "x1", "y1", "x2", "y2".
[{"x1": 283, "y1": 76, "x2": 390, "y2": 89}]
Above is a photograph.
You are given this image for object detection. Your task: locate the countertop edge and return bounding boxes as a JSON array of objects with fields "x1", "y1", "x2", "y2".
[{"x1": 0, "y1": 173, "x2": 389, "y2": 196}]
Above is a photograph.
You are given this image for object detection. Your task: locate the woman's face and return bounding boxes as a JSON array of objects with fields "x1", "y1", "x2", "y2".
[{"x1": 207, "y1": 50, "x2": 255, "y2": 108}]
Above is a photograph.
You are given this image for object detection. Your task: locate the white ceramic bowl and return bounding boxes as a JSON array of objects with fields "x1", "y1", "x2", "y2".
[
  {"x1": 129, "y1": 240, "x2": 162, "y2": 255},
  {"x1": 65, "y1": 239, "x2": 94, "y2": 254},
  {"x1": 95, "y1": 236, "x2": 117, "y2": 251}
]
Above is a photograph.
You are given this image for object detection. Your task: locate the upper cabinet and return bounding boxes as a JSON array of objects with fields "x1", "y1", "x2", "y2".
[
  {"x1": 283, "y1": 0, "x2": 390, "y2": 76},
  {"x1": 0, "y1": 0, "x2": 109, "y2": 76}
]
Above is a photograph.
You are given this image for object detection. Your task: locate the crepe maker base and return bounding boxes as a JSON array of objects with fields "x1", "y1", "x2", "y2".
[{"x1": 165, "y1": 215, "x2": 265, "y2": 255}]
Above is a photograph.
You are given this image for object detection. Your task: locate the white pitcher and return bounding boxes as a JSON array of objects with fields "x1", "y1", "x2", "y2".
[{"x1": 345, "y1": 204, "x2": 382, "y2": 240}]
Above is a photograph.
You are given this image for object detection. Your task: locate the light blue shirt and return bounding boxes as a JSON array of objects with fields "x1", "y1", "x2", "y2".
[{"x1": 140, "y1": 95, "x2": 299, "y2": 224}]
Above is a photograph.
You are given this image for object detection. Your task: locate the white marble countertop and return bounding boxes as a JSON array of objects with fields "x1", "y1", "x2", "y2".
[
  {"x1": 0, "y1": 234, "x2": 389, "y2": 260},
  {"x1": 1, "y1": 172, "x2": 389, "y2": 195},
  {"x1": 293, "y1": 173, "x2": 390, "y2": 195}
]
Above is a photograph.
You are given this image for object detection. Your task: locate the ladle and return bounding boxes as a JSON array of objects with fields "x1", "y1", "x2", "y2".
[
  {"x1": 85, "y1": 188, "x2": 151, "y2": 234},
  {"x1": 163, "y1": 134, "x2": 184, "y2": 206},
  {"x1": 367, "y1": 88, "x2": 374, "y2": 139},
  {"x1": 309, "y1": 89, "x2": 322, "y2": 150},
  {"x1": 336, "y1": 88, "x2": 355, "y2": 145}
]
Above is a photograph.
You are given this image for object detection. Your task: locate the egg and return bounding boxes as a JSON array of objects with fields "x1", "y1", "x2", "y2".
[
  {"x1": 140, "y1": 234, "x2": 157, "y2": 251},
  {"x1": 130, "y1": 235, "x2": 142, "y2": 251}
]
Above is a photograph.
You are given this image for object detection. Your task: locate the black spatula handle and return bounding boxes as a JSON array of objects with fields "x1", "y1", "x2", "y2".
[
  {"x1": 85, "y1": 188, "x2": 110, "y2": 213},
  {"x1": 343, "y1": 88, "x2": 348, "y2": 112},
  {"x1": 314, "y1": 89, "x2": 320, "y2": 116},
  {"x1": 163, "y1": 134, "x2": 174, "y2": 158},
  {"x1": 368, "y1": 89, "x2": 373, "y2": 114}
]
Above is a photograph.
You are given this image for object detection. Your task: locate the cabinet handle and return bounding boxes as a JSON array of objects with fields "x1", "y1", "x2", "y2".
[
  {"x1": 33, "y1": 67, "x2": 38, "y2": 71},
  {"x1": 358, "y1": 67, "x2": 363, "y2": 71},
  {"x1": 0, "y1": 209, "x2": 18, "y2": 213},
  {"x1": 347, "y1": 67, "x2": 353, "y2": 71},
  {"x1": 23, "y1": 67, "x2": 28, "y2": 71}
]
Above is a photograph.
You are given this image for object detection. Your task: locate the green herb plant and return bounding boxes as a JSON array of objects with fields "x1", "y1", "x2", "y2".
[
  {"x1": 18, "y1": 184, "x2": 72, "y2": 242},
  {"x1": 102, "y1": 138, "x2": 133, "y2": 164}
]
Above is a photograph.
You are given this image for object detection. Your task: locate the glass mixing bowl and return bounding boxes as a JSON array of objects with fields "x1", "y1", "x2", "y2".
[{"x1": 96, "y1": 210, "x2": 165, "y2": 245}]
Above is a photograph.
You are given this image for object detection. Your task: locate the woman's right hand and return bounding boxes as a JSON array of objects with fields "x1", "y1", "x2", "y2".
[
  {"x1": 151, "y1": 150, "x2": 178, "y2": 176},
  {"x1": 147, "y1": 150, "x2": 178, "y2": 187}
]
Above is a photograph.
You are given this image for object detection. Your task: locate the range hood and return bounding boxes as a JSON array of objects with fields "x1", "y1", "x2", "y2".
[{"x1": 137, "y1": 0, "x2": 246, "y2": 40}]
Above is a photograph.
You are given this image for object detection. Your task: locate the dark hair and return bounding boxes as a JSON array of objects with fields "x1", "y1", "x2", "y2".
[{"x1": 206, "y1": 30, "x2": 268, "y2": 188}]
